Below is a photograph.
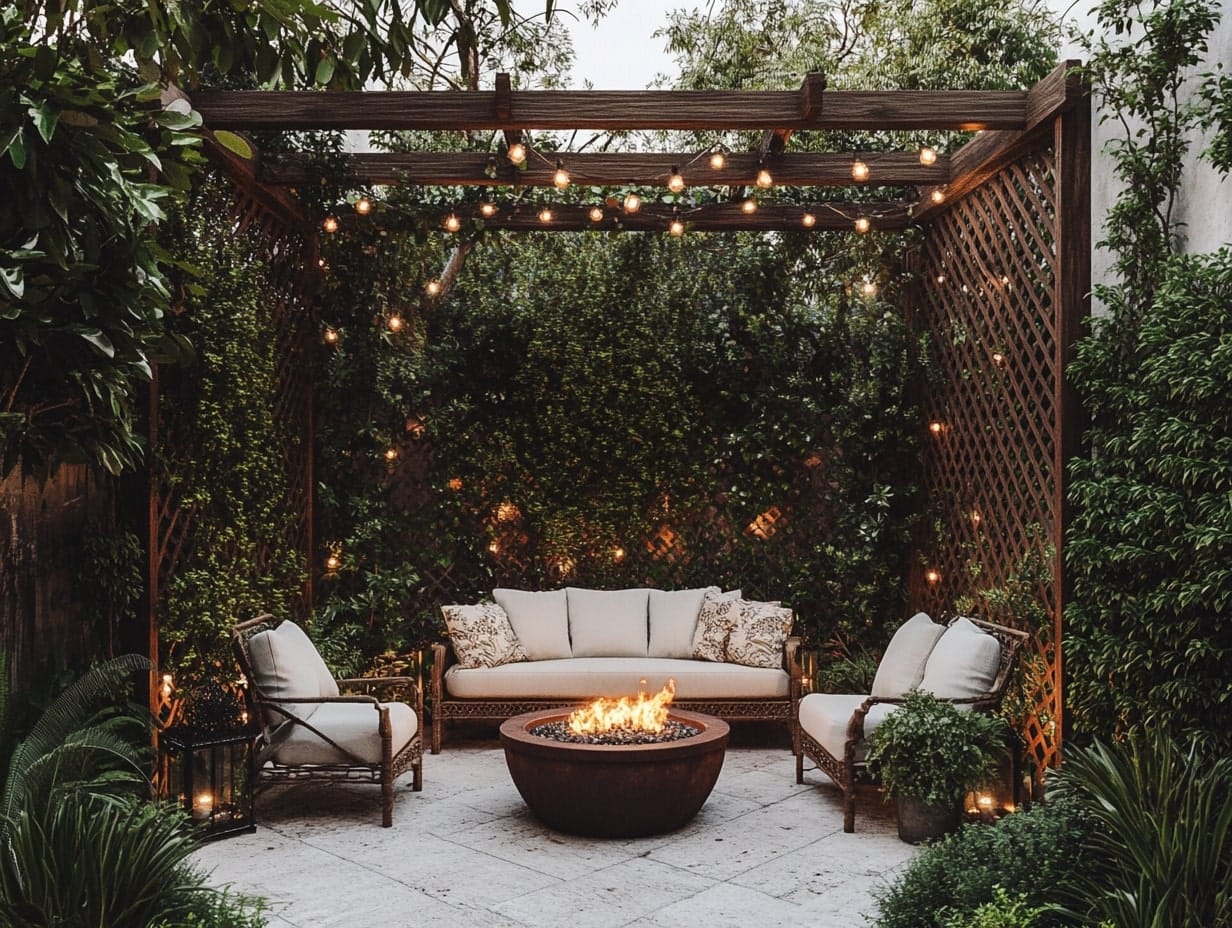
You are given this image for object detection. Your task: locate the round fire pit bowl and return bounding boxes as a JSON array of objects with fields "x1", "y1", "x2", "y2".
[{"x1": 499, "y1": 708, "x2": 729, "y2": 838}]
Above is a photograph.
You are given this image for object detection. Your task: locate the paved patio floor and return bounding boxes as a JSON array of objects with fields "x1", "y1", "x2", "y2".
[{"x1": 194, "y1": 726, "x2": 917, "y2": 928}]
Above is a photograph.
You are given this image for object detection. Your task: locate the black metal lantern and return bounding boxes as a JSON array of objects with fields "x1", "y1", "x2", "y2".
[{"x1": 160, "y1": 725, "x2": 257, "y2": 840}]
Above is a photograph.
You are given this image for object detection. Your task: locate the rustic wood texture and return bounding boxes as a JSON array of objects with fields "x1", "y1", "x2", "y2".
[
  {"x1": 264, "y1": 150, "x2": 950, "y2": 188},
  {"x1": 909, "y1": 136, "x2": 1073, "y2": 774},
  {"x1": 190, "y1": 88, "x2": 1029, "y2": 131}
]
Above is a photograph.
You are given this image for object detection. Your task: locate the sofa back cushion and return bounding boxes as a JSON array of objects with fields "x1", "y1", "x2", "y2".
[
  {"x1": 493, "y1": 588, "x2": 572, "y2": 660},
  {"x1": 871, "y1": 612, "x2": 946, "y2": 697},
  {"x1": 919, "y1": 617, "x2": 1002, "y2": 699},
  {"x1": 441, "y1": 603, "x2": 528, "y2": 668},
  {"x1": 648, "y1": 587, "x2": 720, "y2": 658},
  {"x1": 567, "y1": 587, "x2": 650, "y2": 657},
  {"x1": 247, "y1": 621, "x2": 338, "y2": 729},
  {"x1": 691, "y1": 590, "x2": 744, "y2": 662}
]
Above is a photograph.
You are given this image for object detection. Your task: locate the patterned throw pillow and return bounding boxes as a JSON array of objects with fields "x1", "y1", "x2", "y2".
[
  {"x1": 441, "y1": 603, "x2": 528, "y2": 669},
  {"x1": 726, "y1": 600, "x2": 794, "y2": 668},
  {"x1": 691, "y1": 591, "x2": 743, "y2": 662}
]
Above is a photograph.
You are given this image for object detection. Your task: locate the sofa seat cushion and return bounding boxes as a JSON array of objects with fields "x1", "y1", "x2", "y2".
[
  {"x1": 920, "y1": 617, "x2": 1001, "y2": 699},
  {"x1": 648, "y1": 587, "x2": 719, "y2": 658},
  {"x1": 567, "y1": 587, "x2": 650, "y2": 657},
  {"x1": 871, "y1": 612, "x2": 946, "y2": 698},
  {"x1": 272, "y1": 701, "x2": 418, "y2": 766},
  {"x1": 444, "y1": 657, "x2": 789, "y2": 700},
  {"x1": 493, "y1": 588, "x2": 572, "y2": 660},
  {"x1": 797, "y1": 693, "x2": 899, "y2": 766}
]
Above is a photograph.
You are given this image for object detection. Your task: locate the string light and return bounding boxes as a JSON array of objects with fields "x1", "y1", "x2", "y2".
[
  {"x1": 488, "y1": 540, "x2": 501, "y2": 555},
  {"x1": 324, "y1": 551, "x2": 342, "y2": 572},
  {"x1": 801, "y1": 211, "x2": 816, "y2": 228},
  {"x1": 552, "y1": 159, "x2": 570, "y2": 189},
  {"x1": 755, "y1": 163, "x2": 773, "y2": 188},
  {"x1": 387, "y1": 314, "x2": 404, "y2": 333},
  {"x1": 740, "y1": 196, "x2": 758, "y2": 214},
  {"x1": 854, "y1": 216, "x2": 871, "y2": 234},
  {"x1": 925, "y1": 568, "x2": 942, "y2": 584},
  {"x1": 918, "y1": 145, "x2": 938, "y2": 166},
  {"x1": 709, "y1": 148, "x2": 726, "y2": 170},
  {"x1": 971, "y1": 509, "x2": 983, "y2": 528},
  {"x1": 992, "y1": 351, "x2": 1006, "y2": 365},
  {"x1": 623, "y1": 193, "x2": 641, "y2": 214},
  {"x1": 354, "y1": 196, "x2": 372, "y2": 215},
  {"x1": 447, "y1": 476, "x2": 463, "y2": 491},
  {"x1": 538, "y1": 206, "x2": 553, "y2": 223},
  {"x1": 323, "y1": 327, "x2": 339, "y2": 345},
  {"x1": 384, "y1": 447, "x2": 399, "y2": 461},
  {"x1": 613, "y1": 546, "x2": 626, "y2": 562},
  {"x1": 321, "y1": 215, "x2": 339, "y2": 234},
  {"x1": 443, "y1": 212, "x2": 462, "y2": 233},
  {"x1": 669, "y1": 216, "x2": 685, "y2": 237},
  {"x1": 928, "y1": 420, "x2": 946, "y2": 435},
  {"x1": 668, "y1": 165, "x2": 686, "y2": 193},
  {"x1": 851, "y1": 157, "x2": 870, "y2": 182},
  {"x1": 860, "y1": 279, "x2": 878, "y2": 298},
  {"x1": 425, "y1": 279, "x2": 442, "y2": 296},
  {"x1": 479, "y1": 201, "x2": 498, "y2": 218},
  {"x1": 936, "y1": 273, "x2": 947, "y2": 284},
  {"x1": 507, "y1": 142, "x2": 527, "y2": 165},
  {"x1": 588, "y1": 205, "x2": 604, "y2": 222},
  {"x1": 930, "y1": 187, "x2": 947, "y2": 204}
]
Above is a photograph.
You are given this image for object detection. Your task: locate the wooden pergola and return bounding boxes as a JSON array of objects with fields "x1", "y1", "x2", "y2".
[{"x1": 146, "y1": 62, "x2": 1089, "y2": 775}]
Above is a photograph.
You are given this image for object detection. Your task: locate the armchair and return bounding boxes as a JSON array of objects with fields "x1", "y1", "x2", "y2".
[{"x1": 231, "y1": 614, "x2": 423, "y2": 827}]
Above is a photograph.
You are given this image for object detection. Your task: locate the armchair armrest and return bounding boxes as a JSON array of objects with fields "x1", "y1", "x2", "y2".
[
  {"x1": 431, "y1": 642, "x2": 454, "y2": 705},
  {"x1": 338, "y1": 675, "x2": 424, "y2": 719},
  {"x1": 784, "y1": 636, "x2": 804, "y2": 701}
]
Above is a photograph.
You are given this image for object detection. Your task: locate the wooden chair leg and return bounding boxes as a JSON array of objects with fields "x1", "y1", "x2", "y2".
[
  {"x1": 431, "y1": 715, "x2": 442, "y2": 754},
  {"x1": 381, "y1": 771, "x2": 394, "y2": 827},
  {"x1": 843, "y1": 785, "x2": 856, "y2": 833},
  {"x1": 412, "y1": 756, "x2": 423, "y2": 792},
  {"x1": 796, "y1": 751, "x2": 805, "y2": 784}
]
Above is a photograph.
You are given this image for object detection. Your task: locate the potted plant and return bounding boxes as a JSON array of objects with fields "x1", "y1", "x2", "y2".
[{"x1": 866, "y1": 689, "x2": 1007, "y2": 843}]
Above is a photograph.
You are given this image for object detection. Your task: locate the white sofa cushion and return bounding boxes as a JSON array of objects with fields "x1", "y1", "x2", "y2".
[
  {"x1": 648, "y1": 587, "x2": 719, "y2": 658},
  {"x1": 272, "y1": 701, "x2": 418, "y2": 766},
  {"x1": 871, "y1": 612, "x2": 946, "y2": 698},
  {"x1": 441, "y1": 603, "x2": 528, "y2": 668},
  {"x1": 444, "y1": 657, "x2": 789, "y2": 700},
  {"x1": 492, "y1": 588, "x2": 572, "y2": 660},
  {"x1": 247, "y1": 620, "x2": 339, "y2": 703},
  {"x1": 691, "y1": 590, "x2": 744, "y2": 662},
  {"x1": 566, "y1": 587, "x2": 650, "y2": 657},
  {"x1": 920, "y1": 617, "x2": 1002, "y2": 699},
  {"x1": 797, "y1": 693, "x2": 899, "y2": 766},
  {"x1": 726, "y1": 601, "x2": 793, "y2": 668}
]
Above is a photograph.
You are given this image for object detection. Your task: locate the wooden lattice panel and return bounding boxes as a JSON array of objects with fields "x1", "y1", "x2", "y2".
[{"x1": 910, "y1": 149, "x2": 1064, "y2": 774}]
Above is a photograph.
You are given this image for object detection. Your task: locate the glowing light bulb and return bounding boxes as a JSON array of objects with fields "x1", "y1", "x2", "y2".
[
  {"x1": 325, "y1": 553, "x2": 341, "y2": 571},
  {"x1": 709, "y1": 149, "x2": 726, "y2": 170},
  {"x1": 667, "y1": 166, "x2": 685, "y2": 193},
  {"x1": 447, "y1": 476, "x2": 463, "y2": 491},
  {"x1": 488, "y1": 540, "x2": 501, "y2": 554},
  {"x1": 613, "y1": 546, "x2": 626, "y2": 562},
  {"x1": 851, "y1": 158, "x2": 870, "y2": 182},
  {"x1": 384, "y1": 447, "x2": 398, "y2": 461},
  {"x1": 801, "y1": 212, "x2": 816, "y2": 228},
  {"x1": 387, "y1": 314, "x2": 403, "y2": 332},
  {"x1": 552, "y1": 160, "x2": 570, "y2": 189},
  {"x1": 425, "y1": 279, "x2": 442, "y2": 296},
  {"x1": 623, "y1": 193, "x2": 641, "y2": 214},
  {"x1": 925, "y1": 568, "x2": 941, "y2": 584},
  {"x1": 740, "y1": 197, "x2": 757, "y2": 214},
  {"x1": 860, "y1": 279, "x2": 877, "y2": 298},
  {"x1": 930, "y1": 188, "x2": 946, "y2": 204},
  {"x1": 323, "y1": 327, "x2": 339, "y2": 345},
  {"x1": 919, "y1": 145, "x2": 938, "y2": 166},
  {"x1": 588, "y1": 206, "x2": 604, "y2": 222},
  {"x1": 992, "y1": 351, "x2": 1006, "y2": 365},
  {"x1": 354, "y1": 196, "x2": 372, "y2": 215},
  {"x1": 854, "y1": 216, "x2": 871, "y2": 234},
  {"x1": 538, "y1": 206, "x2": 553, "y2": 223},
  {"x1": 507, "y1": 142, "x2": 526, "y2": 164},
  {"x1": 929, "y1": 420, "x2": 945, "y2": 435},
  {"x1": 756, "y1": 166, "x2": 773, "y2": 188},
  {"x1": 443, "y1": 213, "x2": 461, "y2": 233},
  {"x1": 322, "y1": 215, "x2": 339, "y2": 234},
  {"x1": 479, "y1": 201, "x2": 497, "y2": 218},
  {"x1": 669, "y1": 218, "x2": 685, "y2": 237},
  {"x1": 936, "y1": 274, "x2": 947, "y2": 284}
]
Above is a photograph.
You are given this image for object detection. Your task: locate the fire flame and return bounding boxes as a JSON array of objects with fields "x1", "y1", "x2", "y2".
[{"x1": 568, "y1": 680, "x2": 676, "y2": 735}]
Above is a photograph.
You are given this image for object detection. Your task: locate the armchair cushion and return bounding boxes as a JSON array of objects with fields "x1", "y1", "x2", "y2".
[
  {"x1": 797, "y1": 693, "x2": 898, "y2": 763},
  {"x1": 726, "y1": 601, "x2": 793, "y2": 668},
  {"x1": 920, "y1": 617, "x2": 1001, "y2": 699},
  {"x1": 272, "y1": 701, "x2": 419, "y2": 766},
  {"x1": 441, "y1": 603, "x2": 528, "y2": 669},
  {"x1": 567, "y1": 587, "x2": 650, "y2": 657},
  {"x1": 247, "y1": 620, "x2": 339, "y2": 702},
  {"x1": 648, "y1": 587, "x2": 719, "y2": 658},
  {"x1": 492, "y1": 588, "x2": 572, "y2": 660},
  {"x1": 871, "y1": 612, "x2": 946, "y2": 698}
]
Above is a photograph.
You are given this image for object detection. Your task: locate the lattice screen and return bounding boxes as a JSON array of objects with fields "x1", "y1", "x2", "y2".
[{"x1": 909, "y1": 148, "x2": 1065, "y2": 774}]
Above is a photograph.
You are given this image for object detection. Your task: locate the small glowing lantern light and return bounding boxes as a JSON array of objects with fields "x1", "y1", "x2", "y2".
[
  {"x1": 552, "y1": 160, "x2": 571, "y2": 189},
  {"x1": 588, "y1": 206, "x2": 604, "y2": 223},
  {"x1": 354, "y1": 196, "x2": 373, "y2": 215},
  {"x1": 324, "y1": 550, "x2": 342, "y2": 572},
  {"x1": 801, "y1": 212, "x2": 816, "y2": 228},
  {"x1": 851, "y1": 158, "x2": 870, "y2": 182},
  {"x1": 623, "y1": 193, "x2": 641, "y2": 214},
  {"x1": 740, "y1": 197, "x2": 758, "y2": 214},
  {"x1": 709, "y1": 149, "x2": 726, "y2": 170},
  {"x1": 928, "y1": 420, "x2": 946, "y2": 436},
  {"x1": 669, "y1": 218, "x2": 685, "y2": 237},
  {"x1": 443, "y1": 213, "x2": 462, "y2": 233},
  {"x1": 425, "y1": 279, "x2": 442, "y2": 296},
  {"x1": 384, "y1": 447, "x2": 399, "y2": 462},
  {"x1": 321, "y1": 215, "x2": 339, "y2": 234},
  {"x1": 323, "y1": 327, "x2": 340, "y2": 345},
  {"x1": 667, "y1": 166, "x2": 686, "y2": 193},
  {"x1": 386, "y1": 314, "x2": 404, "y2": 333},
  {"x1": 479, "y1": 201, "x2": 498, "y2": 218},
  {"x1": 918, "y1": 145, "x2": 938, "y2": 166},
  {"x1": 755, "y1": 165, "x2": 773, "y2": 188},
  {"x1": 160, "y1": 723, "x2": 256, "y2": 840},
  {"x1": 612, "y1": 546, "x2": 626, "y2": 562},
  {"x1": 854, "y1": 216, "x2": 871, "y2": 234},
  {"x1": 930, "y1": 188, "x2": 947, "y2": 204},
  {"x1": 538, "y1": 207, "x2": 554, "y2": 223},
  {"x1": 507, "y1": 142, "x2": 527, "y2": 165},
  {"x1": 925, "y1": 568, "x2": 942, "y2": 585}
]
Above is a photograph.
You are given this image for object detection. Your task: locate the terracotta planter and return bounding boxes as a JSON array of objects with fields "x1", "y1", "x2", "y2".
[{"x1": 894, "y1": 794, "x2": 962, "y2": 844}]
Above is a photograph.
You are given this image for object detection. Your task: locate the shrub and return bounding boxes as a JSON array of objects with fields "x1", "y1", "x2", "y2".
[
  {"x1": 872, "y1": 800, "x2": 1092, "y2": 928},
  {"x1": 941, "y1": 888, "x2": 1048, "y2": 928},
  {"x1": 1049, "y1": 732, "x2": 1232, "y2": 928}
]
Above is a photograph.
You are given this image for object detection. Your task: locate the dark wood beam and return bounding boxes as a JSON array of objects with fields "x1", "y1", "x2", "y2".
[
  {"x1": 191, "y1": 88, "x2": 1027, "y2": 131},
  {"x1": 340, "y1": 201, "x2": 910, "y2": 233},
  {"x1": 264, "y1": 150, "x2": 950, "y2": 187}
]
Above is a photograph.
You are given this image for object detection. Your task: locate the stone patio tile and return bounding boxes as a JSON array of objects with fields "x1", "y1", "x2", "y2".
[
  {"x1": 626, "y1": 880, "x2": 818, "y2": 928},
  {"x1": 492, "y1": 856, "x2": 715, "y2": 928}
]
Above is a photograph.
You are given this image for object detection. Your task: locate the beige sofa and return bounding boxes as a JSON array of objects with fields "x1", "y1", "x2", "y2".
[{"x1": 430, "y1": 586, "x2": 803, "y2": 753}]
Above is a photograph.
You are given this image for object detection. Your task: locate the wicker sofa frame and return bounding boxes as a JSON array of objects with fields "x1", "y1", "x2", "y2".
[
  {"x1": 232, "y1": 614, "x2": 424, "y2": 827},
  {"x1": 430, "y1": 636, "x2": 806, "y2": 754},
  {"x1": 796, "y1": 617, "x2": 1030, "y2": 833}
]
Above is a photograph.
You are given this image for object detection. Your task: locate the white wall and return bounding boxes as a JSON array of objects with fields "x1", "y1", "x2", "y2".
[{"x1": 1087, "y1": 0, "x2": 1232, "y2": 290}]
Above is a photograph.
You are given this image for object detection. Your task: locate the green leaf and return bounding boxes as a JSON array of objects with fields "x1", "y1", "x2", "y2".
[
  {"x1": 77, "y1": 329, "x2": 116, "y2": 358},
  {"x1": 27, "y1": 100, "x2": 60, "y2": 143},
  {"x1": 212, "y1": 130, "x2": 254, "y2": 160},
  {"x1": 314, "y1": 56, "x2": 336, "y2": 86}
]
